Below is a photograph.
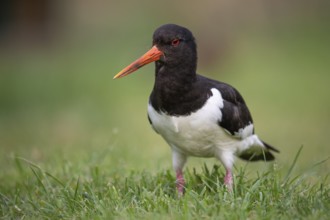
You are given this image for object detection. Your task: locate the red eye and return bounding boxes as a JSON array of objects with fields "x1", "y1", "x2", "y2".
[{"x1": 171, "y1": 39, "x2": 180, "y2": 47}]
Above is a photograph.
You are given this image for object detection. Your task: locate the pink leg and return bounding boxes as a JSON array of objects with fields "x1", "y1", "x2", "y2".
[
  {"x1": 217, "y1": 151, "x2": 234, "y2": 191},
  {"x1": 176, "y1": 170, "x2": 185, "y2": 196},
  {"x1": 224, "y1": 168, "x2": 233, "y2": 191},
  {"x1": 172, "y1": 151, "x2": 187, "y2": 196}
]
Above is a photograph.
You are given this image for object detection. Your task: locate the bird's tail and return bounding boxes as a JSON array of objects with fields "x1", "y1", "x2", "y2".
[
  {"x1": 262, "y1": 141, "x2": 280, "y2": 153},
  {"x1": 239, "y1": 141, "x2": 280, "y2": 162}
]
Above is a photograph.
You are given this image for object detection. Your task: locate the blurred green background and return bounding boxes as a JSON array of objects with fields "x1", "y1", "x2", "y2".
[{"x1": 0, "y1": 0, "x2": 329, "y2": 177}]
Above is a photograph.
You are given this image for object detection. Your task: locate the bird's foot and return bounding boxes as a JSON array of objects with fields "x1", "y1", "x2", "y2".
[{"x1": 176, "y1": 170, "x2": 185, "y2": 197}]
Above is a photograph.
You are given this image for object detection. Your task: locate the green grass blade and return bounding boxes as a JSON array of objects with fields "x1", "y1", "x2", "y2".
[
  {"x1": 45, "y1": 171, "x2": 65, "y2": 188},
  {"x1": 283, "y1": 145, "x2": 303, "y2": 186},
  {"x1": 30, "y1": 166, "x2": 47, "y2": 194},
  {"x1": 74, "y1": 177, "x2": 80, "y2": 201}
]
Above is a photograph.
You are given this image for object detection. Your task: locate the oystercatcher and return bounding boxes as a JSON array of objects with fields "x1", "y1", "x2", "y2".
[{"x1": 114, "y1": 24, "x2": 279, "y2": 195}]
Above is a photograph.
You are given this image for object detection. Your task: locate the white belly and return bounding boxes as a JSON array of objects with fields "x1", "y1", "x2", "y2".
[{"x1": 148, "y1": 88, "x2": 238, "y2": 157}]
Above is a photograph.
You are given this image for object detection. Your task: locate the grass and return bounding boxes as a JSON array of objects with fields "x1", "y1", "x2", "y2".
[{"x1": 1, "y1": 146, "x2": 329, "y2": 219}]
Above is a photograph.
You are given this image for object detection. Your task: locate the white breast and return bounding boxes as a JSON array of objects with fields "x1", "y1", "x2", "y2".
[{"x1": 148, "y1": 88, "x2": 239, "y2": 157}]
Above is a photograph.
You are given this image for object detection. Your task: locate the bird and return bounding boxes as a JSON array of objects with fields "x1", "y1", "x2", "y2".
[{"x1": 113, "y1": 24, "x2": 279, "y2": 195}]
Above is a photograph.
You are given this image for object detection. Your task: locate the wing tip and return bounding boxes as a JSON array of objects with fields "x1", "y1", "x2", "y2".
[{"x1": 262, "y1": 141, "x2": 280, "y2": 153}]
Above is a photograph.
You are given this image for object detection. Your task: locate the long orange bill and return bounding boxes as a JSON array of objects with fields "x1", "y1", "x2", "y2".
[{"x1": 113, "y1": 45, "x2": 163, "y2": 79}]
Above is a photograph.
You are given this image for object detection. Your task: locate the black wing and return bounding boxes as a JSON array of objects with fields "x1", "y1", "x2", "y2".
[
  {"x1": 198, "y1": 75, "x2": 254, "y2": 138},
  {"x1": 198, "y1": 75, "x2": 280, "y2": 159}
]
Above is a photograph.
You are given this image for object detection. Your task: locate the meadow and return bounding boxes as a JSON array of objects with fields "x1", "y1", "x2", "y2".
[{"x1": 1, "y1": 7, "x2": 330, "y2": 219}]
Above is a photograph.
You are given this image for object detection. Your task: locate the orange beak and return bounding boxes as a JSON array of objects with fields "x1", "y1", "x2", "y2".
[{"x1": 113, "y1": 45, "x2": 163, "y2": 79}]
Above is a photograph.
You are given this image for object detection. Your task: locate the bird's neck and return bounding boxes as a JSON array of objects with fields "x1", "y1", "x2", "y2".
[
  {"x1": 150, "y1": 63, "x2": 198, "y2": 115},
  {"x1": 154, "y1": 62, "x2": 196, "y2": 95}
]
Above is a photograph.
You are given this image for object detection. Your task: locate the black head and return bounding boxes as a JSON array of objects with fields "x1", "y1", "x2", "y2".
[
  {"x1": 152, "y1": 24, "x2": 197, "y2": 74},
  {"x1": 114, "y1": 24, "x2": 197, "y2": 79}
]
